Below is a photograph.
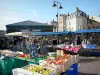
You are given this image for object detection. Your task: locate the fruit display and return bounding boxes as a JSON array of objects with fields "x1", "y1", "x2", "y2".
[
  {"x1": 16, "y1": 54, "x2": 30, "y2": 59},
  {"x1": 24, "y1": 64, "x2": 54, "y2": 75},
  {"x1": 39, "y1": 54, "x2": 72, "y2": 75},
  {"x1": 44, "y1": 54, "x2": 71, "y2": 65},
  {"x1": 52, "y1": 54, "x2": 71, "y2": 65},
  {"x1": 38, "y1": 54, "x2": 44, "y2": 57}
]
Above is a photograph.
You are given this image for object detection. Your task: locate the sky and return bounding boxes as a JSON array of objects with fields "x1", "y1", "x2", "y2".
[{"x1": 0, "y1": 0, "x2": 100, "y2": 30}]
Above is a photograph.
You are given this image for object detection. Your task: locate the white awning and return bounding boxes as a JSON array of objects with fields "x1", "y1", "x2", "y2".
[{"x1": 5, "y1": 32, "x2": 31, "y2": 37}]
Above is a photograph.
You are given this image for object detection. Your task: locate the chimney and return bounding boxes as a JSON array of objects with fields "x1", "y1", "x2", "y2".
[
  {"x1": 53, "y1": 19, "x2": 54, "y2": 22},
  {"x1": 76, "y1": 7, "x2": 79, "y2": 12},
  {"x1": 68, "y1": 13, "x2": 69, "y2": 16},
  {"x1": 91, "y1": 17, "x2": 93, "y2": 20}
]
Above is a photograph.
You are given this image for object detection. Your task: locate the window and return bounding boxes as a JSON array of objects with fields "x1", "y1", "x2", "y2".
[
  {"x1": 78, "y1": 25, "x2": 81, "y2": 30},
  {"x1": 67, "y1": 16, "x2": 69, "y2": 19},
  {"x1": 66, "y1": 22, "x2": 69, "y2": 26},
  {"x1": 77, "y1": 12, "x2": 80, "y2": 16},
  {"x1": 72, "y1": 14, "x2": 73, "y2": 18},
  {"x1": 69, "y1": 15, "x2": 71, "y2": 19},
  {"x1": 69, "y1": 21, "x2": 70, "y2": 25}
]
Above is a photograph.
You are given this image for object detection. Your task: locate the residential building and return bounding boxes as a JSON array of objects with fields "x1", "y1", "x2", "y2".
[
  {"x1": 58, "y1": 7, "x2": 88, "y2": 32},
  {"x1": 58, "y1": 14, "x2": 67, "y2": 32},
  {"x1": 88, "y1": 16, "x2": 100, "y2": 29},
  {"x1": 90, "y1": 16, "x2": 100, "y2": 23}
]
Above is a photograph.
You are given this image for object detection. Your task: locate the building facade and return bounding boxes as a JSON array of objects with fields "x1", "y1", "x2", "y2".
[
  {"x1": 58, "y1": 7, "x2": 88, "y2": 32},
  {"x1": 90, "y1": 16, "x2": 100, "y2": 23},
  {"x1": 88, "y1": 16, "x2": 100, "y2": 29},
  {"x1": 0, "y1": 30, "x2": 6, "y2": 37},
  {"x1": 6, "y1": 20, "x2": 56, "y2": 33}
]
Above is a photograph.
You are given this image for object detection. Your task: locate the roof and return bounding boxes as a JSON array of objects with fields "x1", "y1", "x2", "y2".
[{"x1": 6, "y1": 20, "x2": 54, "y2": 26}]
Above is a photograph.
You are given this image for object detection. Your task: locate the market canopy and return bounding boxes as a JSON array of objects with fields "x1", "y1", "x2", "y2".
[
  {"x1": 5, "y1": 32, "x2": 31, "y2": 36},
  {"x1": 31, "y1": 31, "x2": 74, "y2": 36},
  {"x1": 76, "y1": 29, "x2": 100, "y2": 33}
]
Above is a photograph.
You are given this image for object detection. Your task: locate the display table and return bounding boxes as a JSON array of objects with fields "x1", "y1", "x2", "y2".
[
  {"x1": 60, "y1": 45, "x2": 81, "y2": 54},
  {"x1": 12, "y1": 54, "x2": 79, "y2": 75},
  {"x1": 82, "y1": 44, "x2": 100, "y2": 56}
]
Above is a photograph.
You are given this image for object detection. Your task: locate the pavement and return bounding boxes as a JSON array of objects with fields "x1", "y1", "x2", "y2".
[{"x1": 78, "y1": 56, "x2": 100, "y2": 75}]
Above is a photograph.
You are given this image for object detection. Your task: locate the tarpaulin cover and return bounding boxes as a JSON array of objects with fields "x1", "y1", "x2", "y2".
[
  {"x1": 76, "y1": 29, "x2": 100, "y2": 33},
  {"x1": 31, "y1": 31, "x2": 74, "y2": 36}
]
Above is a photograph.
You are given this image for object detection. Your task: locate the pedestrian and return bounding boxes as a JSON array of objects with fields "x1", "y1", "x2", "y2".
[{"x1": 29, "y1": 39, "x2": 38, "y2": 58}]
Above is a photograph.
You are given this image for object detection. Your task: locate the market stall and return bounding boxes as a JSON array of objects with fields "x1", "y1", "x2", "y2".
[
  {"x1": 0, "y1": 49, "x2": 79, "y2": 75},
  {"x1": 0, "y1": 31, "x2": 79, "y2": 75},
  {"x1": 5, "y1": 32, "x2": 31, "y2": 37},
  {"x1": 76, "y1": 29, "x2": 100, "y2": 56},
  {"x1": 12, "y1": 52, "x2": 79, "y2": 75}
]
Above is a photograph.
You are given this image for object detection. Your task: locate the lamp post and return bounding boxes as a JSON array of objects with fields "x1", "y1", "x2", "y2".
[{"x1": 52, "y1": 0, "x2": 63, "y2": 32}]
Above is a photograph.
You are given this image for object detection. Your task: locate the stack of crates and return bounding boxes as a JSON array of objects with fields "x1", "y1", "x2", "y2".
[
  {"x1": 0, "y1": 56, "x2": 28, "y2": 75},
  {"x1": 28, "y1": 56, "x2": 47, "y2": 65},
  {"x1": 12, "y1": 57, "x2": 28, "y2": 69},
  {"x1": 0, "y1": 57, "x2": 13, "y2": 75}
]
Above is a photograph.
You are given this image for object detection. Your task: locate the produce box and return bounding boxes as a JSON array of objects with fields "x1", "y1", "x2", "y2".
[
  {"x1": 96, "y1": 46, "x2": 100, "y2": 50},
  {"x1": 61, "y1": 59, "x2": 73, "y2": 72},
  {"x1": 43, "y1": 63, "x2": 62, "y2": 75},
  {"x1": 0, "y1": 57, "x2": 13, "y2": 75},
  {"x1": 56, "y1": 50, "x2": 64, "y2": 56},
  {"x1": 61, "y1": 55, "x2": 79, "y2": 72},
  {"x1": 40, "y1": 54, "x2": 74, "y2": 74},
  {"x1": 70, "y1": 55, "x2": 79, "y2": 63},
  {"x1": 12, "y1": 64, "x2": 55, "y2": 75},
  {"x1": 12, "y1": 57, "x2": 28, "y2": 68}
]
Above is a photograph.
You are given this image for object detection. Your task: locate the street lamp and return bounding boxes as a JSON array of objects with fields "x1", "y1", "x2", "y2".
[{"x1": 52, "y1": 0, "x2": 63, "y2": 32}]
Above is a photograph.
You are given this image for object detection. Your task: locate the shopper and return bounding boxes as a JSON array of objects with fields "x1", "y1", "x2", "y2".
[
  {"x1": 77, "y1": 35, "x2": 81, "y2": 45},
  {"x1": 29, "y1": 39, "x2": 38, "y2": 58},
  {"x1": 82, "y1": 39, "x2": 86, "y2": 48}
]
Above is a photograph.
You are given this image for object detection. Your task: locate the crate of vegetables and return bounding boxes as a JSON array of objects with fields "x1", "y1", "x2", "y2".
[
  {"x1": 40, "y1": 54, "x2": 73, "y2": 74},
  {"x1": 12, "y1": 64, "x2": 55, "y2": 75},
  {"x1": 40, "y1": 59, "x2": 62, "y2": 75},
  {"x1": 53, "y1": 54, "x2": 72, "y2": 72}
]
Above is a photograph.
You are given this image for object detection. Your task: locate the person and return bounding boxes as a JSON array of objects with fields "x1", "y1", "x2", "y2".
[
  {"x1": 82, "y1": 39, "x2": 86, "y2": 48},
  {"x1": 26, "y1": 38, "x2": 30, "y2": 53},
  {"x1": 9, "y1": 40, "x2": 13, "y2": 51},
  {"x1": 23, "y1": 38, "x2": 27, "y2": 53},
  {"x1": 29, "y1": 39, "x2": 38, "y2": 58},
  {"x1": 53, "y1": 38, "x2": 57, "y2": 45},
  {"x1": 87, "y1": 39, "x2": 90, "y2": 44},
  {"x1": 77, "y1": 35, "x2": 81, "y2": 45},
  {"x1": 12, "y1": 38, "x2": 17, "y2": 51}
]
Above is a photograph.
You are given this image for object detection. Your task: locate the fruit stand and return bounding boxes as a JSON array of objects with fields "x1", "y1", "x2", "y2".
[
  {"x1": 76, "y1": 29, "x2": 100, "y2": 56},
  {"x1": 0, "y1": 49, "x2": 79, "y2": 75},
  {"x1": 0, "y1": 31, "x2": 79, "y2": 75},
  {"x1": 12, "y1": 50, "x2": 79, "y2": 75}
]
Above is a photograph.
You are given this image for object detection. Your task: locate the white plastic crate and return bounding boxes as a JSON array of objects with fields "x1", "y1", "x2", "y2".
[
  {"x1": 12, "y1": 68, "x2": 34, "y2": 75},
  {"x1": 12, "y1": 64, "x2": 55, "y2": 75}
]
